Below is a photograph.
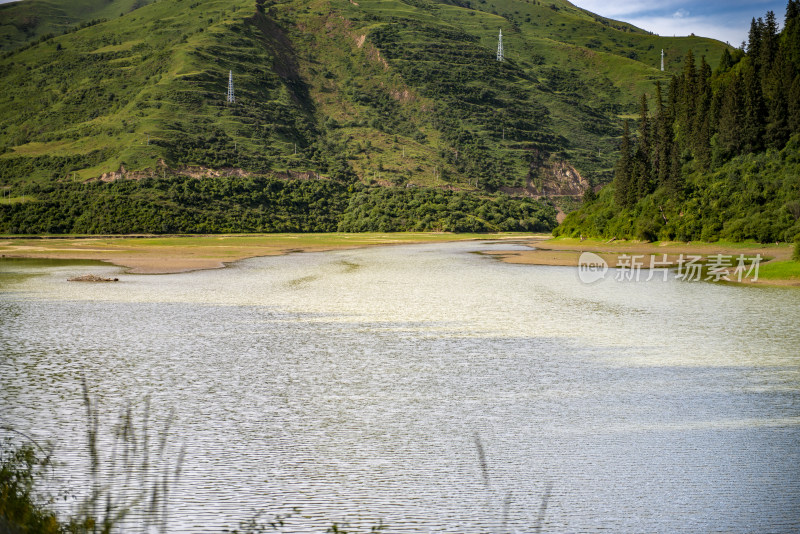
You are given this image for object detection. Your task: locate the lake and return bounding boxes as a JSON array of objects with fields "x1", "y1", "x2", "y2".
[{"x1": 1, "y1": 240, "x2": 799, "y2": 532}]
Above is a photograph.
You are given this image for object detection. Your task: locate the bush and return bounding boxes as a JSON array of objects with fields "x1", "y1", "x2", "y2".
[
  {"x1": 635, "y1": 217, "x2": 660, "y2": 242},
  {"x1": 0, "y1": 441, "x2": 74, "y2": 533}
]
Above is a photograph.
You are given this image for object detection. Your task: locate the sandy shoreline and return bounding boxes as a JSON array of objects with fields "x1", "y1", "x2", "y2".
[
  {"x1": 1, "y1": 234, "x2": 797, "y2": 286},
  {"x1": 0, "y1": 233, "x2": 539, "y2": 274}
]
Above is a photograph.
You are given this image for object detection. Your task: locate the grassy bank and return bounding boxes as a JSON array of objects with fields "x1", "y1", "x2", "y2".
[
  {"x1": 486, "y1": 236, "x2": 800, "y2": 286},
  {"x1": 755, "y1": 260, "x2": 800, "y2": 282}
]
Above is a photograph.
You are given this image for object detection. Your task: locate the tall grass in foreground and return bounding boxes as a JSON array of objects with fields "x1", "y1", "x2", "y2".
[
  {"x1": 474, "y1": 433, "x2": 552, "y2": 534},
  {"x1": 78, "y1": 377, "x2": 185, "y2": 533},
  {"x1": 2, "y1": 379, "x2": 385, "y2": 533},
  {"x1": 3, "y1": 382, "x2": 551, "y2": 532},
  {"x1": 0, "y1": 378, "x2": 184, "y2": 533}
]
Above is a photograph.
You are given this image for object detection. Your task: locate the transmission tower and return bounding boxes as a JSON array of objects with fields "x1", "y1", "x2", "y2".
[
  {"x1": 227, "y1": 70, "x2": 235, "y2": 104},
  {"x1": 497, "y1": 29, "x2": 504, "y2": 62}
]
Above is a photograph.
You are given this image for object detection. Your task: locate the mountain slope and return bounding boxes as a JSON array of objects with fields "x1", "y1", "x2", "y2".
[
  {"x1": 0, "y1": 0, "x2": 154, "y2": 51},
  {"x1": 0, "y1": 0, "x2": 729, "y2": 195}
]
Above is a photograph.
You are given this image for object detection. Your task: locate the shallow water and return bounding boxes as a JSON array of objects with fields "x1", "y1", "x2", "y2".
[{"x1": 1, "y1": 241, "x2": 799, "y2": 532}]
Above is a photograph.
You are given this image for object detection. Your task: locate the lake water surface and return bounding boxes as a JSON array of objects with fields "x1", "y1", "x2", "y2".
[{"x1": 1, "y1": 241, "x2": 799, "y2": 532}]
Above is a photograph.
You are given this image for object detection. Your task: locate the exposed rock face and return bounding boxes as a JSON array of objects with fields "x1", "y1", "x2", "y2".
[
  {"x1": 500, "y1": 159, "x2": 590, "y2": 198},
  {"x1": 93, "y1": 165, "x2": 250, "y2": 182},
  {"x1": 527, "y1": 160, "x2": 590, "y2": 197}
]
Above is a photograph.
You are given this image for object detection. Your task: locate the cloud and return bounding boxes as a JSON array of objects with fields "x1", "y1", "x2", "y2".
[
  {"x1": 569, "y1": 0, "x2": 686, "y2": 19},
  {"x1": 571, "y1": 0, "x2": 783, "y2": 19},
  {"x1": 624, "y1": 15, "x2": 748, "y2": 45},
  {"x1": 570, "y1": 0, "x2": 787, "y2": 46}
]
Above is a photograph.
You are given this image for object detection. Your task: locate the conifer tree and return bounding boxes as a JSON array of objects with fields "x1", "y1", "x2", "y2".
[
  {"x1": 653, "y1": 81, "x2": 673, "y2": 187},
  {"x1": 676, "y1": 50, "x2": 697, "y2": 150},
  {"x1": 748, "y1": 17, "x2": 764, "y2": 70},
  {"x1": 782, "y1": 1, "x2": 800, "y2": 134},
  {"x1": 741, "y1": 60, "x2": 766, "y2": 153},
  {"x1": 709, "y1": 76, "x2": 724, "y2": 128},
  {"x1": 788, "y1": 75, "x2": 800, "y2": 134},
  {"x1": 761, "y1": 11, "x2": 780, "y2": 70},
  {"x1": 784, "y1": 0, "x2": 800, "y2": 70},
  {"x1": 692, "y1": 57, "x2": 713, "y2": 169},
  {"x1": 666, "y1": 76, "x2": 681, "y2": 186},
  {"x1": 668, "y1": 146, "x2": 684, "y2": 200},
  {"x1": 716, "y1": 74, "x2": 745, "y2": 160},
  {"x1": 764, "y1": 48, "x2": 792, "y2": 148},
  {"x1": 634, "y1": 94, "x2": 652, "y2": 199},
  {"x1": 682, "y1": 49, "x2": 697, "y2": 92},
  {"x1": 614, "y1": 121, "x2": 633, "y2": 208},
  {"x1": 717, "y1": 48, "x2": 734, "y2": 73},
  {"x1": 667, "y1": 74, "x2": 680, "y2": 122}
]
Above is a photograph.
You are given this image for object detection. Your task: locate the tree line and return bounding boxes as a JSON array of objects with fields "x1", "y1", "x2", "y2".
[{"x1": 0, "y1": 176, "x2": 557, "y2": 234}]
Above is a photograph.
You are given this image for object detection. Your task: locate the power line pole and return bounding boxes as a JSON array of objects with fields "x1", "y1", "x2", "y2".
[
  {"x1": 661, "y1": 49, "x2": 665, "y2": 71},
  {"x1": 497, "y1": 29, "x2": 504, "y2": 62},
  {"x1": 227, "y1": 70, "x2": 235, "y2": 104}
]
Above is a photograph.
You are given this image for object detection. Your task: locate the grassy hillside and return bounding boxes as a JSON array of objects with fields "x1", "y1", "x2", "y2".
[
  {"x1": 0, "y1": 0, "x2": 154, "y2": 51},
  {"x1": 0, "y1": 0, "x2": 729, "y2": 195}
]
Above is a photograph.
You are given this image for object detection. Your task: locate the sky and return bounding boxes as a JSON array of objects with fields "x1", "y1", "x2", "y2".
[{"x1": 570, "y1": 0, "x2": 789, "y2": 46}]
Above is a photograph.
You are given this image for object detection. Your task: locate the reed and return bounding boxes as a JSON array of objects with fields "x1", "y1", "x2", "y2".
[
  {"x1": 0, "y1": 378, "x2": 184, "y2": 533},
  {"x1": 474, "y1": 432, "x2": 552, "y2": 534}
]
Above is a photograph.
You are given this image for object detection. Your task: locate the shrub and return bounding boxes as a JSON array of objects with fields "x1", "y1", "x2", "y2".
[
  {"x1": 0, "y1": 440, "x2": 79, "y2": 533},
  {"x1": 635, "y1": 217, "x2": 660, "y2": 242}
]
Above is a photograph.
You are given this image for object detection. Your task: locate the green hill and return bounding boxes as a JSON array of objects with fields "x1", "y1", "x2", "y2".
[
  {"x1": 0, "y1": 0, "x2": 154, "y2": 51},
  {"x1": 0, "y1": 0, "x2": 729, "y2": 194}
]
